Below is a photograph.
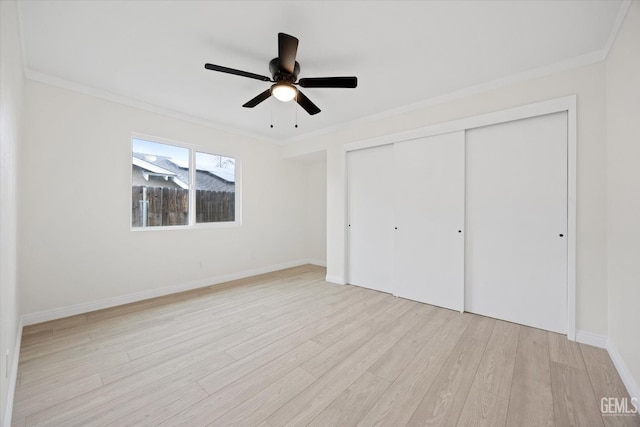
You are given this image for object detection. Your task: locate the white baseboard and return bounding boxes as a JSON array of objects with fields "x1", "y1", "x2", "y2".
[
  {"x1": 575, "y1": 330, "x2": 608, "y2": 348},
  {"x1": 22, "y1": 259, "x2": 318, "y2": 326},
  {"x1": 3, "y1": 320, "x2": 22, "y2": 427},
  {"x1": 325, "y1": 275, "x2": 346, "y2": 285},
  {"x1": 573, "y1": 331, "x2": 639, "y2": 400},
  {"x1": 307, "y1": 259, "x2": 327, "y2": 267},
  {"x1": 607, "y1": 340, "x2": 640, "y2": 400}
]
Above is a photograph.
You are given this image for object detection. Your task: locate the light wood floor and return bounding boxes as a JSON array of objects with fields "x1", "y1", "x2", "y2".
[{"x1": 12, "y1": 265, "x2": 639, "y2": 426}]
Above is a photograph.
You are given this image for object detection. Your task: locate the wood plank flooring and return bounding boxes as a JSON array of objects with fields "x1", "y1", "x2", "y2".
[{"x1": 12, "y1": 265, "x2": 639, "y2": 426}]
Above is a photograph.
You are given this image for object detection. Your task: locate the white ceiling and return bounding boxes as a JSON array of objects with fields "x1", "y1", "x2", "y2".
[{"x1": 18, "y1": 0, "x2": 625, "y2": 145}]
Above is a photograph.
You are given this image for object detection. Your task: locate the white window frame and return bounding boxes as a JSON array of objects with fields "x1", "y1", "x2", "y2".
[{"x1": 130, "y1": 133, "x2": 242, "y2": 230}]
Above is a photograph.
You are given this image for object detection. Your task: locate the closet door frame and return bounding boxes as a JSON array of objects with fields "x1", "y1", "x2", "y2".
[{"x1": 344, "y1": 95, "x2": 577, "y2": 340}]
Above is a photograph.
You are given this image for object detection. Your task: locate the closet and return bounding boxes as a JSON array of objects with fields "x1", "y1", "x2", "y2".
[
  {"x1": 347, "y1": 111, "x2": 568, "y2": 334},
  {"x1": 393, "y1": 131, "x2": 465, "y2": 312},
  {"x1": 347, "y1": 144, "x2": 394, "y2": 294}
]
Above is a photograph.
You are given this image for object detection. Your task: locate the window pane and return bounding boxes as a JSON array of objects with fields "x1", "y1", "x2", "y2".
[
  {"x1": 132, "y1": 139, "x2": 189, "y2": 227},
  {"x1": 195, "y1": 152, "x2": 236, "y2": 223}
]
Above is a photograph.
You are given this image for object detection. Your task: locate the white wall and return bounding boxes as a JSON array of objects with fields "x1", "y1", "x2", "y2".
[
  {"x1": 288, "y1": 61, "x2": 608, "y2": 336},
  {"x1": 305, "y1": 155, "x2": 327, "y2": 266},
  {"x1": 606, "y1": 0, "x2": 640, "y2": 398},
  {"x1": 19, "y1": 80, "x2": 312, "y2": 316},
  {"x1": 0, "y1": 0, "x2": 23, "y2": 423}
]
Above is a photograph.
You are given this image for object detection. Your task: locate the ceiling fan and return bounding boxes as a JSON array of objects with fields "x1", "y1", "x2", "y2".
[{"x1": 204, "y1": 32, "x2": 358, "y2": 115}]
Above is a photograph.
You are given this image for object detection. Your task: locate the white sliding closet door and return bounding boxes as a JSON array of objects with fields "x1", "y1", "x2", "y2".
[
  {"x1": 394, "y1": 132, "x2": 465, "y2": 311},
  {"x1": 347, "y1": 145, "x2": 394, "y2": 294},
  {"x1": 465, "y1": 112, "x2": 568, "y2": 333}
]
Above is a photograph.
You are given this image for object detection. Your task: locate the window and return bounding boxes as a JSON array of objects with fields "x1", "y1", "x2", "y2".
[
  {"x1": 131, "y1": 137, "x2": 237, "y2": 228},
  {"x1": 195, "y1": 152, "x2": 236, "y2": 223}
]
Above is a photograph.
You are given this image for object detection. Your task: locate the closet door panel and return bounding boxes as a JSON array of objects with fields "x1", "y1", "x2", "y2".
[
  {"x1": 347, "y1": 145, "x2": 395, "y2": 294},
  {"x1": 465, "y1": 112, "x2": 568, "y2": 333},
  {"x1": 393, "y1": 131, "x2": 465, "y2": 311}
]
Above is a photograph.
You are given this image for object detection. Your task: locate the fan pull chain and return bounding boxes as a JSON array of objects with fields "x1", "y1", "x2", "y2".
[
  {"x1": 270, "y1": 97, "x2": 274, "y2": 128},
  {"x1": 295, "y1": 92, "x2": 299, "y2": 128}
]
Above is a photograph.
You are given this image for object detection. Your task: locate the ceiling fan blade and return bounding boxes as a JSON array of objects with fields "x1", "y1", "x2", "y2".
[
  {"x1": 278, "y1": 33, "x2": 299, "y2": 75},
  {"x1": 296, "y1": 90, "x2": 321, "y2": 115},
  {"x1": 242, "y1": 89, "x2": 272, "y2": 108},
  {"x1": 205, "y1": 63, "x2": 271, "y2": 82},
  {"x1": 298, "y1": 77, "x2": 358, "y2": 88}
]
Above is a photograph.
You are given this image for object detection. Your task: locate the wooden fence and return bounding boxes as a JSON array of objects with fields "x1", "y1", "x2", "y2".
[
  {"x1": 132, "y1": 186, "x2": 235, "y2": 227},
  {"x1": 195, "y1": 189, "x2": 235, "y2": 223}
]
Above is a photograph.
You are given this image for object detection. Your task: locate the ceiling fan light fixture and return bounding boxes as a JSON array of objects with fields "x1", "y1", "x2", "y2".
[
  {"x1": 205, "y1": 32, "x2": 354, "y2": 115},
  {"x1": 271, "y1": 83, "x2": 297, "y2": 102}
]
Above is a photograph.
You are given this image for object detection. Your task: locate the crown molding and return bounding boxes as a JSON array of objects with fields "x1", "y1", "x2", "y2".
[
  {"x1": 602, "y1": 0, "x2": 633, "y2": 60},
  {"x1": 20, "y1": 0, "x2": 629, "y2": 152},
  {"x1": 282, "y1": 0, "x2": 634, "y2": 148},
  {"x1": 282, "y1": 48, "x2": 606, "y2": 149},
  {"x1": 23, "y1": 68, "x2": 282, "y2": 146}
]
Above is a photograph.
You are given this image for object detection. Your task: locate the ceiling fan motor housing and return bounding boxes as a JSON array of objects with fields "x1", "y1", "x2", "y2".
[
  {"x1": 204, "y1": 32, "x2": 356, "y2": 115},
  {"x1": 269, "y1": 58, "x2": 300, "y2": 83}
]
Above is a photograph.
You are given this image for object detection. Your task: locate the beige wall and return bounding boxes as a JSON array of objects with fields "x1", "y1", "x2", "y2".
[
  {"x1": 606, "y1": 0, "x2": 640, "y2": 398},
  {"x1": 289, "y1": 61, "x2": 608, "y2": 336},
  {"x1": 19, "y1": 80, "x2": 313, "y2": 316},
  {"x1": 305, "y1": 156, "x2": 327, "y2": 265},
  {"x1": 0, "y1": 0, "x2": 24, "y2": 422}
]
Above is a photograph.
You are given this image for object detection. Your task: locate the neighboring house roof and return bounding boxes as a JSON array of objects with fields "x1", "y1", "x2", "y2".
[
  {"x1": 132, "y1": 153, "x2": 235, "y2": 192},
  {"x1": 132, "y1": 156, "x2": 187, "y2": 189}
]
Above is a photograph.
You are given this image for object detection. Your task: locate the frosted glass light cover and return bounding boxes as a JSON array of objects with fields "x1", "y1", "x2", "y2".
[{"x1": 272, "y1": 84, "x2": 297, "y2": 102}]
